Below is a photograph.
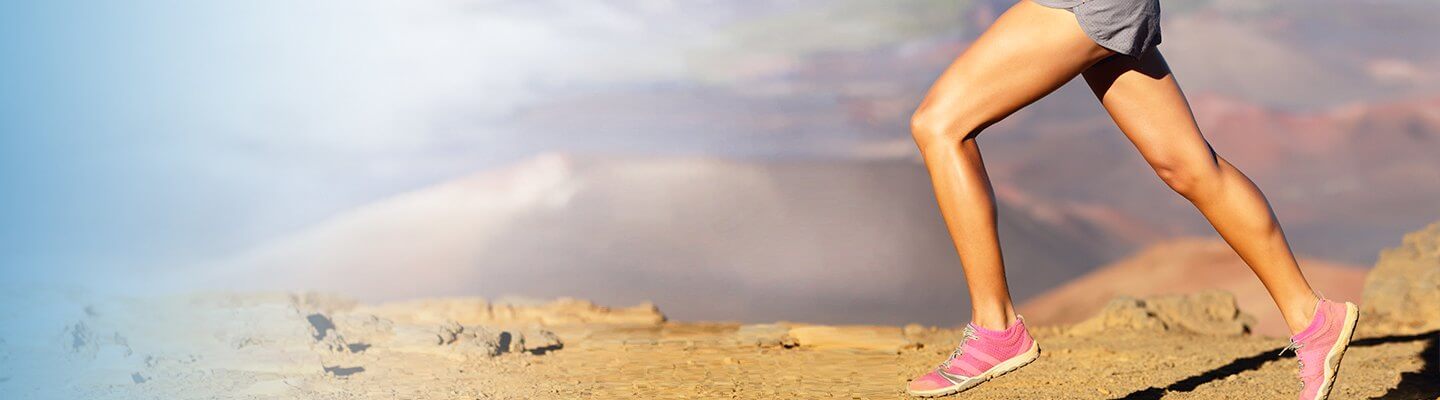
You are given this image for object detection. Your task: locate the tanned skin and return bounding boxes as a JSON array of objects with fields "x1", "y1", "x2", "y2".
[{"x1": 911, "y1": 0, "x2": 1320, "y2": 334}]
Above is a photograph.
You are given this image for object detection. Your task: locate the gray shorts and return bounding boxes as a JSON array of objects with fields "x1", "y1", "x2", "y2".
[{"x1": 1031, "y1": 0, "x2": 1161, "y2": 57}]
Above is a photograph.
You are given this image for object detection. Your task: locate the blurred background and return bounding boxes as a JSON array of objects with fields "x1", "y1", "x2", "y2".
[{"x1": 3, "y1": 0, "x2": 1438, "y2": 334}]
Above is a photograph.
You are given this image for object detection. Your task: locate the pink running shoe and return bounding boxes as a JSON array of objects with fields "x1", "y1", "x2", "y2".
[
  {"x1": 906, "y1": 318, "x2": 1040, "y2": 397},
  {"x1": 1281, "y1": 299, "x2": 1360, "y2": 400}
]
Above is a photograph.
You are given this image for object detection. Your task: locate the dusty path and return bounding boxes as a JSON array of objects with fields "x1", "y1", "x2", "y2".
[
  {"x1": 23, "y1": 218, "x2": 1431, "y2": 399},
  {"x1": 23, "y1": 292, "x2": 1432, "y2": 400},
  {"x1": 299, "y1": 325, "x2": 1436, "y2": 400}
]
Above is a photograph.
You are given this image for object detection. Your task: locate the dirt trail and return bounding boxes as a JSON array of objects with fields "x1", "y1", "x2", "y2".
[
  {"x1": 6, "y1": 291, "x2": 1425, "y2": 400},
  {"x1": 270, "y1": 325, "x2": 1435, "y2": 399},
  {"x1": 10, "y1": 221, "x2": 1438, "y2": 399}
]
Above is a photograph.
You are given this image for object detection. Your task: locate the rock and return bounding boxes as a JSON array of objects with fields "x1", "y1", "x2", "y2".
[
  {"x1": 735, "y1": 324, "x2": 795, "y2": 348},
  {"x1": 318, "y1": 333, "x2": 349, "y2": 353},
  {"x1": 434, "y1": 321, "x2": 503, "y2": 356},
  {"x1": 1145, "y1": 291, "x2": 1257, "y2": 336},
  {"x1": 1071, "y1": 297, "x2": 1167, "y2": 335},
  {"x1": 305, "y1": 313, "x2": 351, "y2": 352},
  {"x1": 61, "y1": 321, "x2": 99, "y2": 359},
  {"x1": 465, "y1": 326, "x2": 503, "y2": 356},
  {"x1": 1070, "y1": 291, "x2": 1255, "y2": 336},
  {"x1": 385, "y1": 322, "x2": 563, "y2": 357},
  {"x1": 902, "y1": 324, "x2": 926, "y2": 338},
  {"x1": 503, "y1": 329, "x2": 563, "y2": 354},
  {"x1": 330, "y1": 313, "x2": 392, "y2": 352},
  {"x1": 437, "y1": 321, "x2": 465, "y2": 345},
  {"x1": 390, "y1": 322, "x2": 495, "y2": 356},
  {"x1": 787, "y1": 326, "x2": 911, "y2": 353},
  {"x1": 1362, "y1": 220, "x2": 1440, "y2": 334}
]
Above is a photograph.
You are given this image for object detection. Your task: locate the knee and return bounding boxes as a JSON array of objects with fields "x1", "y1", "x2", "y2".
[
  {"x1": 1152, "y1": 158, "x2": 1221, "y2": 198},
  {"x1": 910, "y1": 106, "x2": 978, "y2": 151}
]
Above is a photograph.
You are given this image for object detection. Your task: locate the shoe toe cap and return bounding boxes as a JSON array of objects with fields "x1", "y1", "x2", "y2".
[{"x1": 908, "y1": 370, "x2": 957, "y2": 392}]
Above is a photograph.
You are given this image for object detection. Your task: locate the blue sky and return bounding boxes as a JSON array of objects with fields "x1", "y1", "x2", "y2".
[
  {"x1": 0, "y1": 0, "x2": 951, "y2": 289},
  {"x1": 0, "y1": 1, "x2": 721, "y2": 287}
]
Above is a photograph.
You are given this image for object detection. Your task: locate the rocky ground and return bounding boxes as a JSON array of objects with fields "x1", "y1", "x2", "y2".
[
  {"x1": 0, "y1": 290, "x2": 1429, "y2": 400},
  {"x1": 4, "y1": 222, "x2": 1437, "y2": 399}
]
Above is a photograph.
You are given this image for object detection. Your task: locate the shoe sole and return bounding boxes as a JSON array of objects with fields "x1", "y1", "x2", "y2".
[
  {"x1": 1313, "y1": 302, "x2": 1359, "y2": 400},
  {"x1": 907, "y1": 340, "x2": 1040, "y2": 397}
]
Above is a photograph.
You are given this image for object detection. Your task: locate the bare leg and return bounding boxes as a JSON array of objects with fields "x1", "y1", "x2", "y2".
[
  {"x1": 911, "y1": 0, "x2": 1114, "y2": 331},
  {"x1": 1081, "y1": 51, "x2": 1321, "y2": 334}
]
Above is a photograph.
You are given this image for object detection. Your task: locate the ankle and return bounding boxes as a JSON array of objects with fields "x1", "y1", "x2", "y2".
[
  {"x1": 1283, "y1": 295, "x2": 1321, "y2": 335},
  {"x1": 971, "y1": 307, "x2": 1018, "y2": 331}
]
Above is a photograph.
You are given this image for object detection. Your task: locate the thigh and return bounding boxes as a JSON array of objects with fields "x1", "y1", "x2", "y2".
[
  {"x1": 1080, "y1": 50, "x2": 1215, "y2": 165},
  {"x1": 916, "y1": 0, "x2": 1115, "y2": 137}
]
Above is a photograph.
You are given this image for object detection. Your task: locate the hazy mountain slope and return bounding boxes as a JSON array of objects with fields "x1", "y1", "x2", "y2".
[
  {"x1": 501, "y1": 0, "x2": 1440, "y2": 264},
  {"x1": 209, "y1": 154, "x2": 1148, "y2": 326},
  {"x1": 1018, "y1": 238, "x2": 1366, "y2": 337},
  {"x1": 982, "y1": 94, "x2": 1440, "y2": 264}
]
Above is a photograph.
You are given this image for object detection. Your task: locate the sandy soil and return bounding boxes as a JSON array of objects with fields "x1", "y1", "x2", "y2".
[{"x1": 10, "y1": 292, "x2": 1433, "y2": 400}]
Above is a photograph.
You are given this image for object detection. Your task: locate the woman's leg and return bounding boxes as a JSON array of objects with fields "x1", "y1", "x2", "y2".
[
  {"x1": 1080, "y1": 51, "x2": 1321, "y2": 334},
  {"x1": 911, "y1": 0, "x2": 1114, "y2": 331}
]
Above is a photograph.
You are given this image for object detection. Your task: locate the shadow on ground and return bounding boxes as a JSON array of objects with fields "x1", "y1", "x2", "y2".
[
  {"x1": 1115, "y1": 330, "x2": 1439, "y2": 400},
  {"x1": 1373, "y1": 332, "x2": 1440, "y2": 400}
]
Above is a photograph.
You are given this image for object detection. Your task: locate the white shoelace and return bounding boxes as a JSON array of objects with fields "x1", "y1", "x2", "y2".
[
  {"x1": 1278, "y1": 339, "x2": 1308, "y2": 390},
  {"x1": 938, "y1": 326, "x2": 980, "y2": 370}
]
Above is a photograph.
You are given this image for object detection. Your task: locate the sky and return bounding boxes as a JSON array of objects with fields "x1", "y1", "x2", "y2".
[
  {"x1": 5, "y1": 0, "x2": 1435, "y2": 292},
  {"x1": 0, "y1": 0, "x2": 975, "y2": 289},
  {"x1": 0, "y1": 1, "x2": 744, "y2": 288}
]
